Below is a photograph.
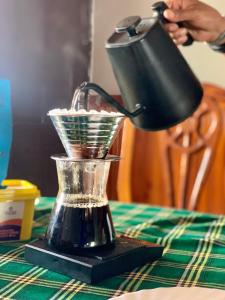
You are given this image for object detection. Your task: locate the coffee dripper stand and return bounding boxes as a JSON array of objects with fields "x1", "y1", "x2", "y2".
[{"x1": 25, "y1": 89, "x2": 163, "y2": 284}]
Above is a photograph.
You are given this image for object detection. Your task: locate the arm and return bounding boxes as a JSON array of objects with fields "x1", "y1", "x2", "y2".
[{"x1": 163, "y1": 0, "x2": 225, "y2": 47}]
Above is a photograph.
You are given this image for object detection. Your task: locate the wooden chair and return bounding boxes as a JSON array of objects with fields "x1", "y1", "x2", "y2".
[{"x1": 112, "y1": 84, "x2": 225, "y2": 214}]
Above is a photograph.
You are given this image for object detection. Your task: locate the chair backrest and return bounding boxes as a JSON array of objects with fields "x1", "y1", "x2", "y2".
[{"x1": 115, "y1": 84, "x2": 225, "y2": 214}]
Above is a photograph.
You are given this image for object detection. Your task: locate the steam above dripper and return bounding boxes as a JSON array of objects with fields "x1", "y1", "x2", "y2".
[{"x1": 48, "y1": 84, "x2": 125, "y2": 159}]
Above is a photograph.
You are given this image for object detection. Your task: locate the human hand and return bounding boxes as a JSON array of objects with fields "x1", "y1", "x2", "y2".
[{"x1": 163, "y1": 0, "x2": 225, "y2": 45}]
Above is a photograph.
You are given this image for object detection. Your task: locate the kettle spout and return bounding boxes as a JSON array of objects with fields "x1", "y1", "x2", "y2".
[{"x1": 79, "y1": 82, "x2": 145, "y2": 118}]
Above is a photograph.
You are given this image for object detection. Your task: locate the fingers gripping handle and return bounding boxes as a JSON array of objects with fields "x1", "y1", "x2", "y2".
[{"x1": 152, "y1": 1, "x2": 194, "y2": 46}]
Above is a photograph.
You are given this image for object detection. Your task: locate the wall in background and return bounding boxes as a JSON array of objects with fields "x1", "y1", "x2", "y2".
[
  {"x1": 91, "y1": 0, "x2": 225, "y2": 94},
  {"x1": 0, "y1": 0, "x2": 92, "y2": 195}
]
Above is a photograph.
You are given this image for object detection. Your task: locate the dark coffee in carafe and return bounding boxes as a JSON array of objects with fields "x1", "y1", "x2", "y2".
[{"x1": 46, "y1": 201, "x2": 115, "y2": 253}]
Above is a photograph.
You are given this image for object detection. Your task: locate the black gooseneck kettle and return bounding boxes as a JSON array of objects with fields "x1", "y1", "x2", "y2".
[{"x1": 80, "y1": 1, "x2": 203, "y2": 131}]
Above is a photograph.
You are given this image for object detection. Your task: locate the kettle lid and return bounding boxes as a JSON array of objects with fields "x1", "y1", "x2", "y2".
[{"x1": 106, "y1": 16, "x2": 156, "y2": 48}]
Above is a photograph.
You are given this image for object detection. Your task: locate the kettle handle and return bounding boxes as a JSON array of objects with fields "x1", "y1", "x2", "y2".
[
  {"x1": 152, "y1": 1, "x2": 194, "y2": 46},
  {"x1": 79, "y1": 82, "x2": 146, "y2": 118}
]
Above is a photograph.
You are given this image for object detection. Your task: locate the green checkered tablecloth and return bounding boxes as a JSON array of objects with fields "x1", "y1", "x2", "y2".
[{"x1": 0, "y1": 199, "x2": 225, "y2": 300}]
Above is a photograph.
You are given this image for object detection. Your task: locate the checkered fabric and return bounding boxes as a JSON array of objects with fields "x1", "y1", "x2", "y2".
[{"x1": 0, "y1": 199, "x2": 225, "y2": 300}]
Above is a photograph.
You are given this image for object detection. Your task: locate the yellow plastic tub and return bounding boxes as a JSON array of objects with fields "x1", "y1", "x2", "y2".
[{"x1": 0, "y1": 180, "x2": 40, "y2": 242}]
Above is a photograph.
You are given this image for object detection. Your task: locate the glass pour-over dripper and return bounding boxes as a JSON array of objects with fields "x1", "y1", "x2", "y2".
[{"x1": 48, "y1": 85, "x2": 124, "y2": 159}]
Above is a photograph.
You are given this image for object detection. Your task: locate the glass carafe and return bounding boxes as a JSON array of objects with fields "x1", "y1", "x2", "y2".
[{"x1": 46, "y1": 155, "x2": 119, "y2": 254}]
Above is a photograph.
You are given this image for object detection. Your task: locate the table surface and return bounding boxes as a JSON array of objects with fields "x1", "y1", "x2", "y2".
[{"x1": 0, "y1": 199, "x2": 225, "y2": 300}]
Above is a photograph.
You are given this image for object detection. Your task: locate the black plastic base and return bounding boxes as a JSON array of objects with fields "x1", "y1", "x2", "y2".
[{"x1": 25, "y1": 237, "x2": 163, "y2": 284}]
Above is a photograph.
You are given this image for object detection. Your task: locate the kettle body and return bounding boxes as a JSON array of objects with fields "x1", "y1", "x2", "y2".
[{"x1": 105, "y1": 16, "x2": 203, "y2": 130}]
